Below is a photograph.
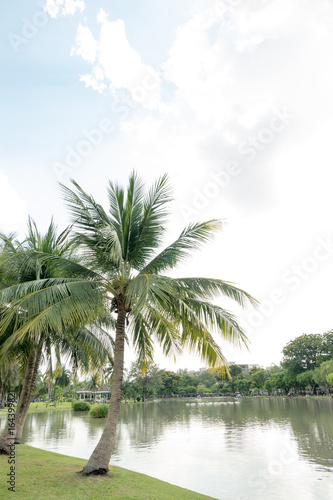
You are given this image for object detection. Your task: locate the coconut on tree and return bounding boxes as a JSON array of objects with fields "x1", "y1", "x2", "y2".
[{"x1": 59, "y1": 172, "x2": 257, "y2": 475}]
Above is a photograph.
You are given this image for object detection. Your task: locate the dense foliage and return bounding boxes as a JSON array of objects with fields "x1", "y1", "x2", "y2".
[
  {"x1": 73, "y1": 401, "x2": 91, "y2": 411},
  {"x1": 89, "y1": 404, "x2": 109, "y2": 418},
  {"x1": 282, "y1": 332, "x2": 333, "y2": 374},
  {"x1": 9, "y1": 329, "x2": 333, "y2": 408},
  {"x1": 119, "y1": 330, "x2": 333, "y2": 397},
  {"x1": 27, "y1": 329, "x2": 333, "y2": 405}
]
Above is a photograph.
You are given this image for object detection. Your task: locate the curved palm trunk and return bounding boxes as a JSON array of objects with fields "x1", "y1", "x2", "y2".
[
  {"x1": 81, "y1": 309, "x2": 126, "y2": 475},
  {"x1": 0, "y1": 342, "x2": 43, "y2": 454},
  {"x1": 0, "y1": 381, "x2": 3, "y2": 407},
  {"x1": 15, "y1": 343, "x2": 43, "y2": 442}
]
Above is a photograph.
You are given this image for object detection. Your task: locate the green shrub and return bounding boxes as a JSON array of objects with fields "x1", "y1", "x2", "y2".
[
  {"x1": 185, "y1": 386, "x2": 197, "y2": 394},
  {"x1": 89, "y1": 404, "x2": 108, "y2": 418},
  {"x1": 178, "y1": 386, "x2": 197, "y2": 395},
  {"x1": 136, "y1": 396, "x2": 141, "y2": 402},
  {"x1": 66, "y1": 398, "x2": 72, "y2": 402},
  {"x1": 73, "y1": 401, "x2": 91, "y2": 411}
]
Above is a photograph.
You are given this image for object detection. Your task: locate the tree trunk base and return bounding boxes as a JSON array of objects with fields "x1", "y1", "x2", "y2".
[
  {"x1": 0, "y1": 438, "x2": 13, "y2": 455},
  {"x1": 80, "y1": 466, "x2": 109, "y2": 476}
]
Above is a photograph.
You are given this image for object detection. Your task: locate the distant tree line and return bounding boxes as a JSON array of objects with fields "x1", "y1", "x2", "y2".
[
  {"x1": 2, "y1": 330, "x2": 333, "y2": 407},
  {"x1": 122, "y1": 329, "x2": 333, "y2": 399}
]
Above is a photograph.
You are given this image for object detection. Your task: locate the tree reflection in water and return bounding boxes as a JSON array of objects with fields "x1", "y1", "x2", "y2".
[{"x1": 15, "y1": 398, "x2": 333, "y2": 499}]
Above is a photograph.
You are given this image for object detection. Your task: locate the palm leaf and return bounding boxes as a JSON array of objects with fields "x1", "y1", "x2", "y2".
[
  {"x1": 131, "y1": 173, "x2": 172, "y2": 269},
  {"x1": 126, "y1": 274, "x2": 175, "y2": 317},
  {"x1": 174, "y1": 277, "x2": 259, "y2": 308},
  {"x1": 141, "y1": 220, "x2": 222, "y2": 274}
]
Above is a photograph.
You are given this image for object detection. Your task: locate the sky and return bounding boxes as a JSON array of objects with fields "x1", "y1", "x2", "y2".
[{"x1": 1, "y1": 0, "x2": 333, "y2": 373}]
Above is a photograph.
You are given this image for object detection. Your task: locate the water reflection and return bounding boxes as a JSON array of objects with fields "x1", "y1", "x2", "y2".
[
  {"x1": 17, "y1": 398, "x2": 333, "y2": 500},
  {"x1": 0, "y1": 413, "x2": 7, "y2": 433},
  {"x1": 23, "y1": 410, "x2": 72, "y2": 443}
]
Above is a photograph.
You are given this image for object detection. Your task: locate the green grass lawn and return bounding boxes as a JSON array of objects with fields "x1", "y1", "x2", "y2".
[
  {"x1": 0, "y1": 401, "x2": 73, "y2": 417},
  {"x1": 0, "y1": 400, "x2": 145, "y2": 417},
  {"x1": 0, "y1": 445, "x2": 215, "y2": 500},
  {"x1": 26, "y1": 401, "x2": 73, "y2": 412}
]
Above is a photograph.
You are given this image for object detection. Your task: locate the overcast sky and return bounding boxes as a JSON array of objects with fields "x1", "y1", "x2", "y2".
[{"x1": 1, "y1": 0, "x2": 333, "y2": 372}]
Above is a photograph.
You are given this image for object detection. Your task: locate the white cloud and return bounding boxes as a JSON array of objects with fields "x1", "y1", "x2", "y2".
[
  {"x1": 0, "y1": 171, "x2": 27, "y2": 234},
  {"x1": 71, "y1": 24, "x2": 98, "y2": 64},
  {"x1": 44, "y1": 0, "x2": 85, "y2": 19},
  {"x1": 120, "y1": 117, "x2": 163, "y2": 144},
  {"x1": 102, "y1": 0, "x2": 333, "y2": 220},
  {"x1": 162, "y1": 0, "x2": 333, "y2": 133},
  {"x1": 71, "y1": 10, "x2": 162, "y2": 110}
]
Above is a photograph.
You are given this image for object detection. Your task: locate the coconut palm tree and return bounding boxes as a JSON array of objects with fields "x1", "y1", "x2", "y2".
[
  {"x1": 0, "y1": 357, "x2": 22, "y2": 406},
  {"x1": 0, "y1": 220, "x2": 112, "y2": 452},
  {"x1": 60, "y1": 171, "x2": 258, "y2": 475},
  {"x1": 87, "y1": 372, "x2": 101, "y2": 401},
  {"x1": 55, "y1": 365, "x2": 71, "y2": 390},
  {"x1": 103, "y1": 357, "x2": 114, "y2": 385},
  {"x1": 0, "y1": 308, "x2": 26, "y2": 404},
  {"x1": 33, "y1": 370, "x2": 48, "y2": 399}
]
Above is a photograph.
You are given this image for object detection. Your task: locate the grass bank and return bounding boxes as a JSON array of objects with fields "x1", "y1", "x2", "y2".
[
  {"x1": 0, "y1": 445, "x2": 215, "y2": 500},
  {"x1": 0, "y1": 401, "x2": 73, "y2": 416},
  {"x1": 0, "y1": 400, "x2": 146, "y2": 417}
]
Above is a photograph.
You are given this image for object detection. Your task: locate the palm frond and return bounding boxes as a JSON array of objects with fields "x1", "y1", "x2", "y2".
[
  {"x1": 174, "y1": 277, "x2": 259, "y2": 308},
  {"x1": 131, "y1": 312, "x2": 155, "y2": 374},
  {"x1": 180, "y1": 298, "x2": 250, "y2": 350},
  {"x1": 141, "y1": 220, "x2": 222, "y2": 274},
  {"x1": 0, "y1": 278, "x2": 105, "y2": 353},
  {"x1": 126, "y1": 274, "x2": 175, "y2": 317},
  {"x1": 143, "y1": 288, "x2": 249, "y2": 368},
  {"x1": 61, "y1": 181, "x2": 123, "y2": 270},
  {"x1": 129, "y1": 304, "x2": 182, "y2": 361},
  {"x1": 122, "y1": 171, "x2": 145, "y2": 262},
  {"x1": 61, "y1": 180, "x2": 111, "y2": 229},
  {"x1": 56, "y1": 325, "x2": 114, "y2": 375},
  {"x1": 131, "y1": 173, "x2": 172, "y2": 269}
]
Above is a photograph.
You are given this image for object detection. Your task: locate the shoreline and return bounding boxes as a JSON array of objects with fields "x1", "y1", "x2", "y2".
[
  {"x1": 0, "y1": 393, "x2": 331, "y2": 418},
  {"x1": 0, "y1": 444, "x2": 216, "y2": 499}
]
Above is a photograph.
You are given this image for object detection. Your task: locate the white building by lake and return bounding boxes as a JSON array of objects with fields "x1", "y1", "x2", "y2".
[{"x1": 77, "y1": 384, "x2": 111, "y2": 402}]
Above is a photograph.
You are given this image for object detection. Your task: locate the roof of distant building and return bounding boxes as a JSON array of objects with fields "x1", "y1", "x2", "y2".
[{"x1": 77, "y1": 384, "x2": 111, "y2": 393}]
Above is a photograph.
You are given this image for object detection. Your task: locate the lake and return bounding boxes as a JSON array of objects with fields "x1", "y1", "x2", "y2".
[{"x1": 2, "y1": 397, "x2": 333, "y2": 499}]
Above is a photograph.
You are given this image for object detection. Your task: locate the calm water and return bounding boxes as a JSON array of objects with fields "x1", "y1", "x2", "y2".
[{"x1": 2, "y1": 397, "x2": 333, "y2": 499}]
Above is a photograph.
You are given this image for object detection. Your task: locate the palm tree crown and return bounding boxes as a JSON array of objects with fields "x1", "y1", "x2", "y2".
[
  {"x1": 61, "y1": 172, "x2": 257, "y2": 372},
  {"x1": 0, "y1": 219, "x2": 113, "y2": 453}
]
